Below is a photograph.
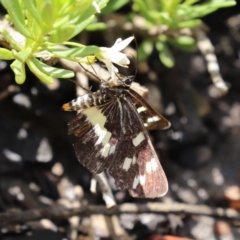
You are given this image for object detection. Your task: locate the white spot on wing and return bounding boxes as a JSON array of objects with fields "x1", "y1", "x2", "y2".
[
  {"x1": 137, "y1": 106, "x2": 146, "y2": 113},
  {"x1": 132, "y1": 175, "x2": 146, "y2": 188},
  {"x1": 151, "y1": 158, "x2": 159, "y2": 171},
  {"x1": 153, "y1": 116, "x2": 160, "y2": 121},
  {"x1": 147, "y1": 116, "x2": 160, "y2": 123},
  {"x1": 109, "y1": 144, "x2": 116, "y2": 155},
  {"x1": 132, "y1": 176, "x2": 139, "y2": 189},
  {"x1": 132, "y1": 132, "x2": 145, "y2": 146},
  {"x1": 132, "y1": 155, "x2": 136, "y2": 164},
  {"x1": 139, "y1": 175, "x2": 146, "y2": 185},
  {"x1": 101, "y1": 143, "x2": 111, "y2": 157},
  {"x1": 146, "y1": 158, "x2": 159, "y2": 173},
  {"x1": 83, "y1": 107, "x2": 112, "y2": 146},
  {"x1": 146, "y1": 162, "x2": 152, "y2": 173},
  {"x1": 123, "y1": 157, "x2": 132, "y2": 171}
]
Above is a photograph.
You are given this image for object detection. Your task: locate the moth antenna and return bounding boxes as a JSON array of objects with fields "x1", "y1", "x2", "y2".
[
  {"x1": 87, "y1": 61, "x2": 100, "y2": 79},
  {"x1": 68, "y1": 79, "x2": 92, "y2": 94},
  {"x1": 132, "y1": 35, "x2": 138, "y2": 80},
  {"x1": 78, "y1": 62, "x2": 108, "y2": 84},
  {"x1": 87, "y1": 59, "x2": 110, "y2": 85}
]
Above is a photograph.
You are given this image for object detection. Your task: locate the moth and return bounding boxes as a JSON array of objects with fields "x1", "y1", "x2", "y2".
[{"x1": 62, "y1": 76, "x2": 171, "y2": 198}]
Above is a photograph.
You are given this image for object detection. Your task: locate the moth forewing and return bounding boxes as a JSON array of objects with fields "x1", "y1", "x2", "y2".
[
  {"x1": 63, "y1": 76, "x2": 170, "y2": 198},
  {"x1": 128, "y1": 139, "x2": 168, "y2": 198},
  {"x1": 128, "y1": 89, "x2": 171, "y2": 131}
]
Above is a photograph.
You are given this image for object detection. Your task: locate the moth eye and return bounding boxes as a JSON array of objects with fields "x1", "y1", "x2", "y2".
[{"x1": 124, "y1": 78, "x2": 132, "y2": 85}]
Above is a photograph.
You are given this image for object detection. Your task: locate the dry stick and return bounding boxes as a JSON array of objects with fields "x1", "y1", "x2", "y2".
[
  {"x1": 93, "y1": 173, "x2": 116, "y2": 208},
  {"x1": 194, "y1": 28, "x2": 229, "y2": 96},
  {"x1": 0, "y1": 20, "x2": 25, "y2": 49},
  {"x1": 1, "y1": 202, "x2": 240, "y2": 227},
  {"x1": 103, "y1": 215, "x2": 132, "y2": 240},
  {"x1": 0, "y1": 85, "x2": 20, "y2": 101}
]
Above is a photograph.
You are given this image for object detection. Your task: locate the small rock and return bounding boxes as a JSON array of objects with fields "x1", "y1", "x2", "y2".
[{"x1": 214, "y1": 221, "x2": 231, "y2": 235}]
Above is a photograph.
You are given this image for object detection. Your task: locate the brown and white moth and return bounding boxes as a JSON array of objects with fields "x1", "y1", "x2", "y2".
[{"x1": 62, "y1": 76, "x2": 170, "y2": 198}]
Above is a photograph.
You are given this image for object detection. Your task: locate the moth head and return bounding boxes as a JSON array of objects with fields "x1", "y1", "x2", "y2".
[{"x1": 108, "y1": 75, "x2": 134, "y2": 87}]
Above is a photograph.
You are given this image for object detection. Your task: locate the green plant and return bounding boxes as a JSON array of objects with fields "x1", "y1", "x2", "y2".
[
  {"x1": 0, "y1": 0, "x2": 109, "y2": 84},
  {"x1": 0, "y1": 0, "x2": 237, "y2": 85},
  {"x1": 131, "y1": 0, "x2": 236, "y2": 67}
]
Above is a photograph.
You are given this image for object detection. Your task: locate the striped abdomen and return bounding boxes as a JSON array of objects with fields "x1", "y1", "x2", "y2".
[{"x1": 62, "y1": 91, "x2": 103, "y2": 111}]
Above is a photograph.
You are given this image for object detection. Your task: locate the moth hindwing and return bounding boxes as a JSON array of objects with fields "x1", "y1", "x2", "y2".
[{"x1": 62, "y1": 76, "x2": 171, "y2": 198}]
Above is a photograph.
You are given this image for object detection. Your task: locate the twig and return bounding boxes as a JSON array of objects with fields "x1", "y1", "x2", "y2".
[
  {"x1": 194, "y1": 27, "x2": 229, "y2": 96},
  {"x1": 0, "y1": 85, "x2": 20, "y2": 101},
  {"x1": 0, "y1": 20, "x2": 25, "y2": 49},
  {"x1": 93, "y1": 173, "x2": 116, "y2": 208},
  {"x1": 1, "y1": 202, "x2": 240, "y2": 227}
]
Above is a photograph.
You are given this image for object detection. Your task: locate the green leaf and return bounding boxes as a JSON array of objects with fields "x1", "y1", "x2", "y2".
[
  {"x1": 71, "y1": 16, "x2": 96, "y2": 37},
  {"x1": 0, "y1": 48, "x2": 14, "y2": 60},
  {"x1": 55, "y1": 0, "x2": 109, "y2": 38},
  {"x1": 11, "y1": 47, "x2": 32, "y2": 62},
  {"x1": 86, "y1": 22, "x2": 108, "y2": 31},
  {"x1": 68, "y1": 8, "x2": 103, "y2": 37},
  {"x1": 138, "y1": 40, "x2": 153, "y2": 61},
  {"x1": 168, "y1": 36, "x2": 196, "y2": 52},
  {"x1": 208, "y1": 1, "x2": 236, "y2": 8},
  {"x1": 158, "y1": 0, "x2": 168, "y2": 11},
  {"x1": 96, "y1": 0, "x2": 110, "y2": 11},
  {"x1": 158, "y1": 12, "x2": 172, "y2": 25},
  {"x1": 101, "y1": 0, "x2": 128, "y2": 13},
  {"x1": 156, "y1": 42, "x2": 175, "y2": 68},
  {"x1": 40, "y1": 0, "x2": 55, "y2": 27},
  {"x1": 155, "y1": 40, "x2": 164, "y2": 51},
  {"x1": 182, "y1": 0, "x2": 200, "y2": 5},
  {"x1": 1, "y1": 0, "x2": 31, "y2": 38},
  {"x1": 178, "y1": 1, "x2": 236, "y2": 20},
  {"x1": 133, "y1": 0, "x2": 157, "y2": 24},
  {"x1": 50, "y1": 45, "x2": 99, "y2": 58},
  {"x1": 167, "y1": 0, "x2": 181, "y2": 13},
  {"x1": 27, "y1": 58, "x2": 54, "y2": 84},
  {"x1": 173, "y1": 36, "x2": 195, "y2": 46},
  {"x1": 10, "y1": 59, "x2": 26, "y2": 84},
  {"x1": 24, "y1": 1, "x2": 43, "y2": 28},
  {"x1": 29, "y1": 58, "x2": 74, "y2": 79},
  {"x1": 177, "y1": 19, "x2": 202, "y2": 28},
  {"x1": 48, "y1": 25, "x2": 76, "y2": 43}
]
